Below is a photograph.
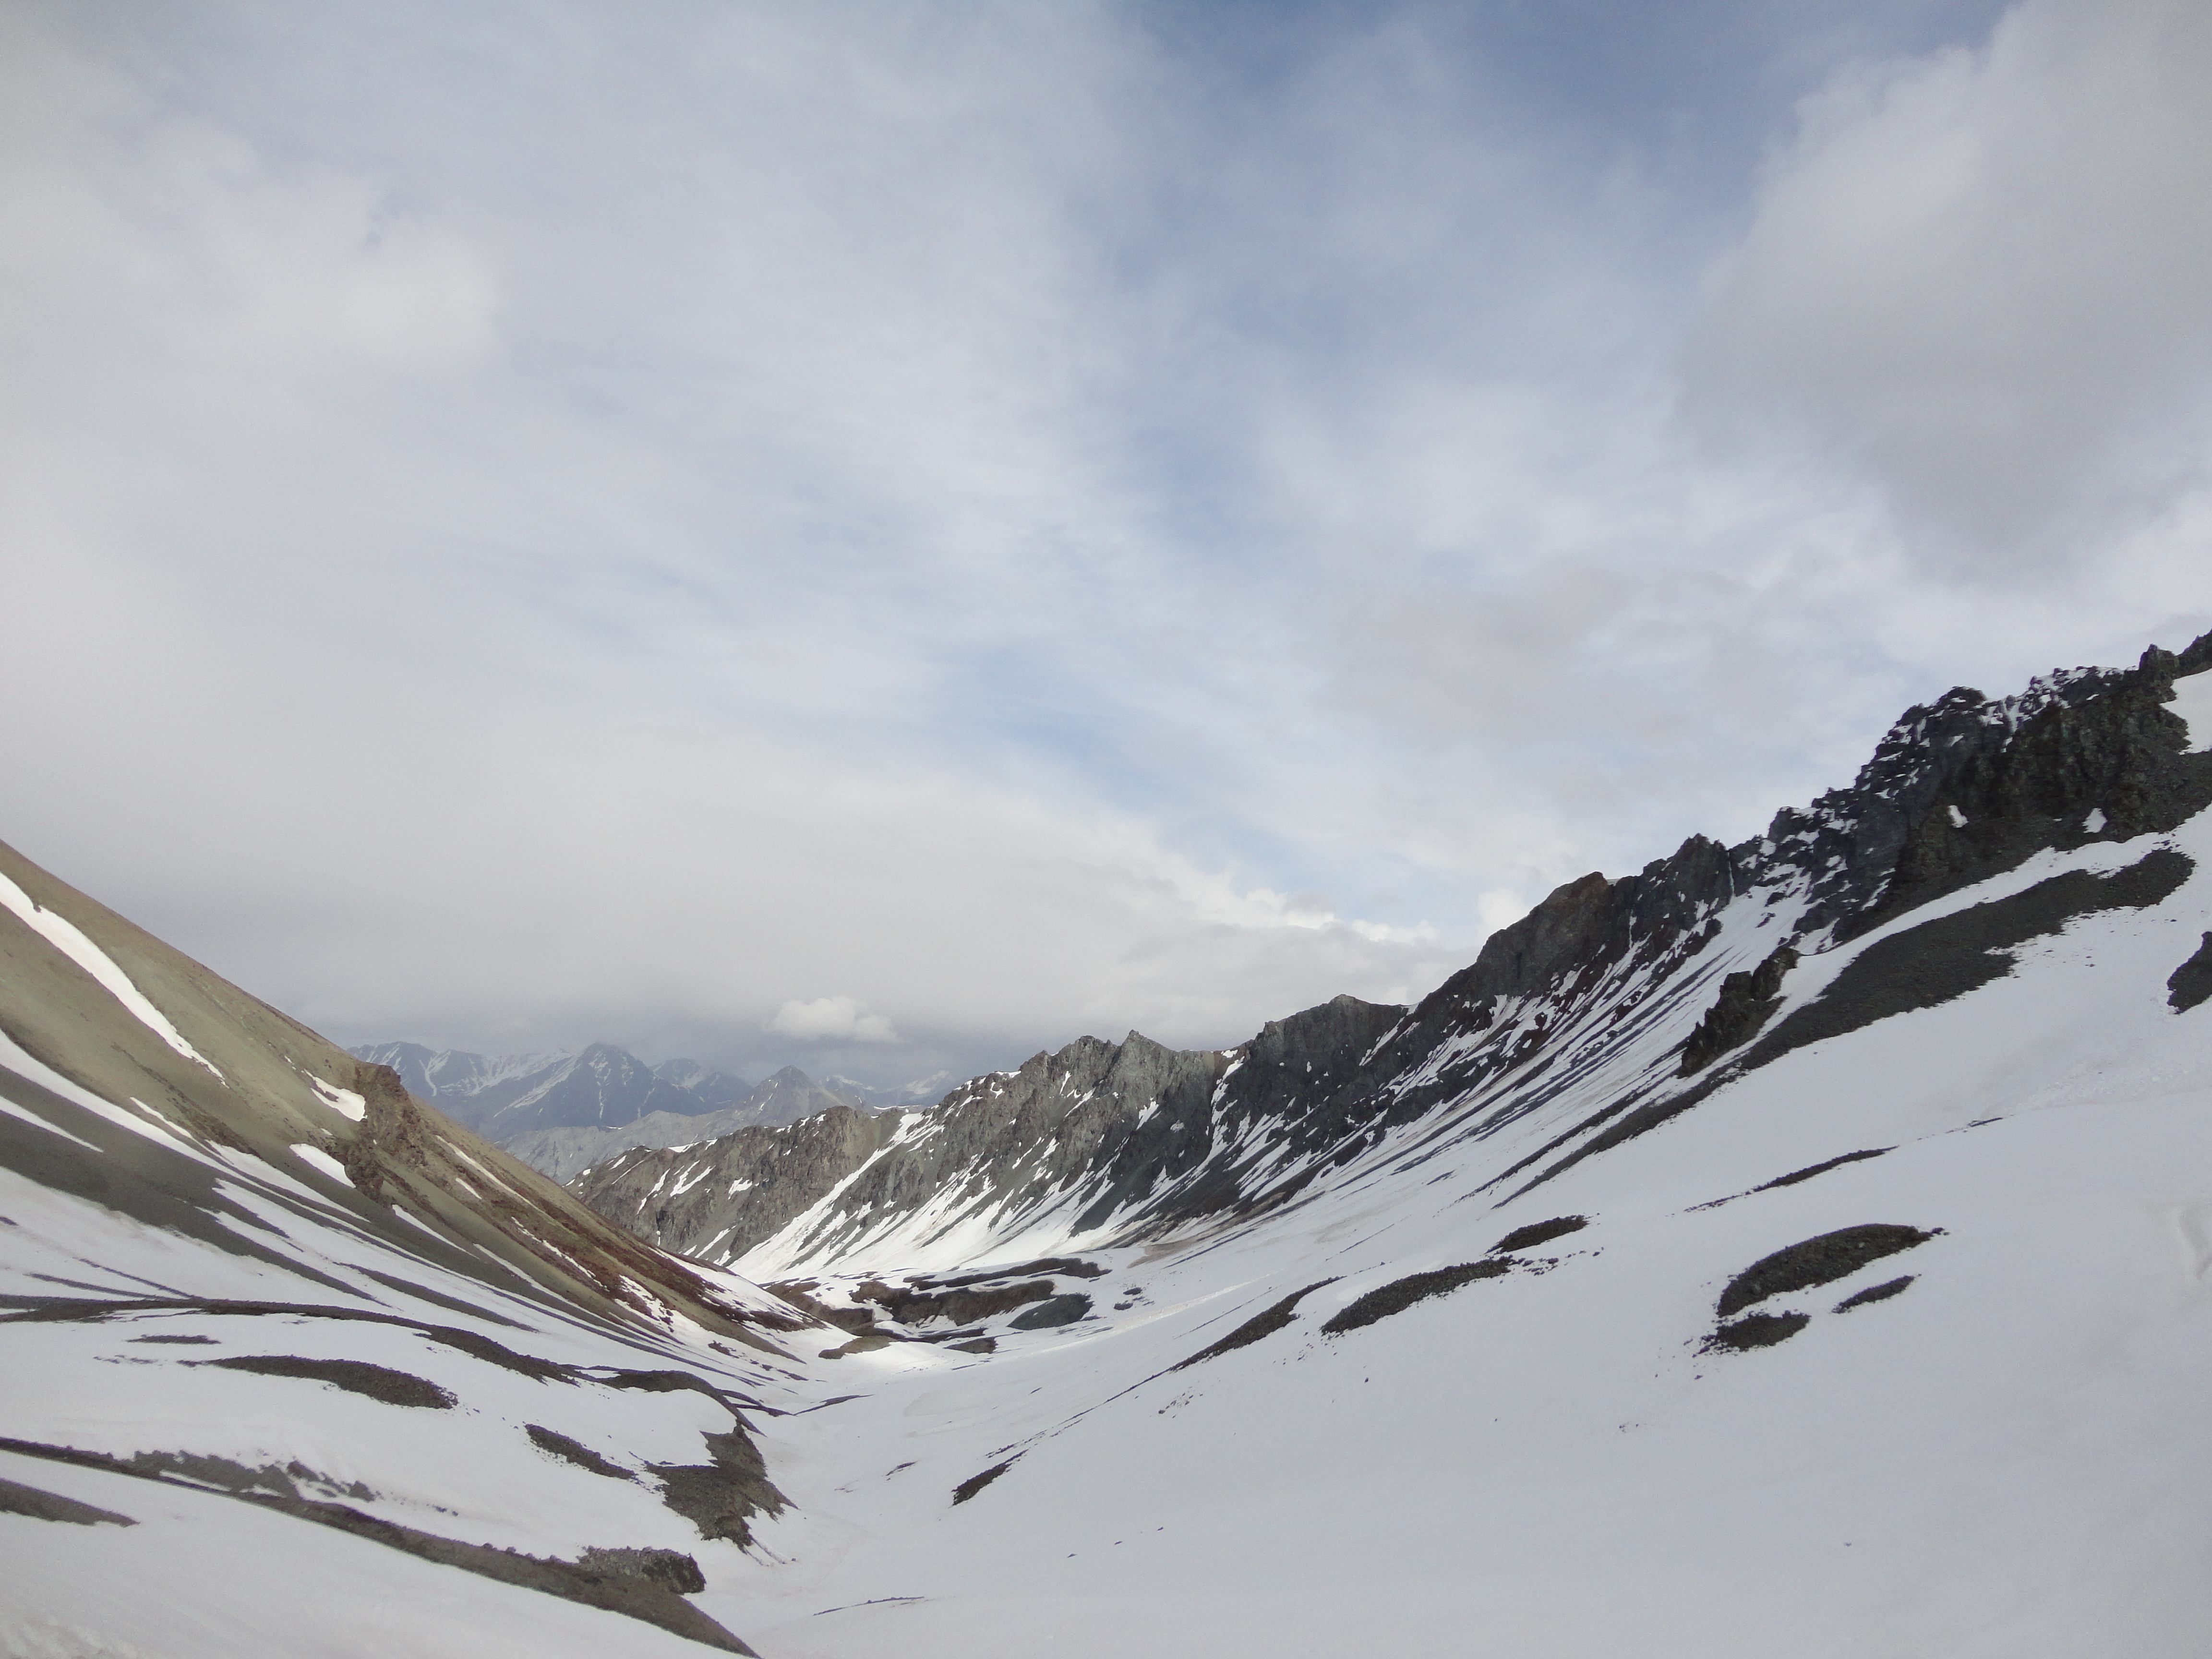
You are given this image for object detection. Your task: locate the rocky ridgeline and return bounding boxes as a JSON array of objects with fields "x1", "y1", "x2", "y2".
[{"x1": 571, "y1": 635, "x2": 2212, "y2": 1275}]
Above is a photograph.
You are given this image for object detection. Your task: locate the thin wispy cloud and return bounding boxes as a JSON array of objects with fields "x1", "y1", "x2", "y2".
[{"x1": 2, "y1": 0, "x2": 2204, "y2": 1087}]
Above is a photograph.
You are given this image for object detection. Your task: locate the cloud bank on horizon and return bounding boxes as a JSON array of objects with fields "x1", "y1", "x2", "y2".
[{"x1": 2, "y1": 0, "x2": 2207, "y2": 1088}]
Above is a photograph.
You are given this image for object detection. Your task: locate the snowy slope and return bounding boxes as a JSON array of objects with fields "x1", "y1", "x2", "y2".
[
  {"x1": 569, "y1": 640, "x2": 2212, "y2": 1657},
  {"x1": 0, "y1": 842, "x2": 830, "y2": 1657},
  {"x1": 10, "y1": 639, "x2": 2212, "y2": 1658},
  {"x1": 704, "y1": 746, "x2": 2212, "y2": 1658}
]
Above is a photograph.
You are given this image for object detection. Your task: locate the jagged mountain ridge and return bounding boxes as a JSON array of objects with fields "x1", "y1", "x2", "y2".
[{"x1": 574, "y1": 636, "x2": 2212, "y2": 1278}]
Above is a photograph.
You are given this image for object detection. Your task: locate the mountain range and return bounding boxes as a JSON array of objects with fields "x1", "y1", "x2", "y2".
[
  {"x1": 7, "y1": 632, "x2": 2212, "y2": 1656},
  {"x1": 575, "y1": 638, "x2": 2212, "y2": 1284},
  {"x1": 347, "y1": 1041, "x2": 901, "y2": 1183}
]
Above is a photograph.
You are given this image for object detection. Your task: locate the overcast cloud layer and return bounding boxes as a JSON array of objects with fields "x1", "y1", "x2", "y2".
[{"x1": 3, "y1": 0, "x2": 2208, "y2": 1089}]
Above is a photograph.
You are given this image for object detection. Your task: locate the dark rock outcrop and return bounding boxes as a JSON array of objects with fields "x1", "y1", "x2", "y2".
[
  {"x1": 1716, "y1": 1225, "x2": 1940, "y2": 1319},
  {"x1": 1680, "y1": 945, "x2": 1798, "y2": 1074},
  {"x1": 649, "y1": 1427, "x2": 787, "y2": 1551},
  {"x1": 2169, "y1": 932, "x2": 2212, "y2": 1013},
  {"x1": 1172, "y1": 1279, "x2": 1339, "y2": 1369},
  {"x1": 1321, "y1": 1260, "x2": 1513, "y2": 1336},
  {"x1": 573, "y1": 1106, "x2": 902, "y2": 1262}
]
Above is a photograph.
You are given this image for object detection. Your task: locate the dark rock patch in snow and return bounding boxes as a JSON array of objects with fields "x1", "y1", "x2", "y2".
[
  {"x1": 526, "y1": 1424, "x2": 634, "y2": 1480},
  {"x1": 0, "y1": 1475, "x2": 135, "y2": 1527},
  {"x1": 765, "y1": 1282, "x2": 877, "y2": 1334},
  {"x1": 1757, "y1": 1149, "x2": 1892, "y2": 1191},
  {"x1": 198, "y1": 1355, "x2": 456, "y2": 1409},
  {"x1": 911, "y1": 1256, "x2": 1106, "y2": 1288},
  {"x1": 1835, "y1": 1276, "x2": 1915, "y2": 1312},
  {"x1": 856, "y1": 1277, "x2": 1056, "y2": 1326},
  {"x1": 1172, "y1": 1279, "x2": 1339, "y2": 1369},
  {"x1": 952, "y1": 1457, "x2": 1019, "y2": 1505},
  {"x1": 1691, "y1": 1150, "x2": 1894, "y2": 1210},
  {"x1": 109, "y1": 1449, "x2": 319, "y2": 1499},
  {"x1": 2168, "y1": 932, "x2": 2212, "y2": 1012},
  {"x1": 1009, "y1": 1293, "x2": 1093, "y2": 1329},
  {"x1": 946, "y1": 1336, "x2": 997, "y2": 1354},
  {"x1": 1322, "y1": 1261, "x2": 1512, "y2": 1336},
  {"x1": 0, "y1": 1436, "x2": 755, "y2": 1650},
  {"x1": 128, "y1": 1333, "x2": 216, "y2": 1344},
  {"x1": 5, "y1": 1294, "x2": 726, "y2": 1398},
  {"x1": 650, "y1": 1427, "x2": 787, "y2": 1549},
  {"x1": 1750, "y1": 850, "x2": 2194, "y2": 1069},
  {"x1": 1490, "y1": 1216, "x2": 1587, "y2": 1253},
  {"x1": 577, "y1": 1545, "x2": 708, "y2": 1595},
  {"x1": 1717, "y1": 1225, "x2": 1940, "y2": 1319},
  {"x1": 1679, "y1": 944, "x2": 1798, "y2": 1074},
  {"x1": 1703, "y1": 1312, "x2": 1810, "y2": 1352}
]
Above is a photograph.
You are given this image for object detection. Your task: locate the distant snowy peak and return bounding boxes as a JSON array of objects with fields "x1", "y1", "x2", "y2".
[
  {"x1": 486, "y1": 1042, "x2": 702, "y2": 1133},
  {"x1": 745, "y1": 1065, "x2": 867, "y2": 1118},
  {"x1": 346, "y1": 1040, "x2": 756, "y2": 1134},
  {"x1": 653, "y1": 1056, "x2": 753, "y2": 1111},
  {"x1": 821, "y1": 1070, "x2": 957, "y2": 1109},
  {"x1": 348, "y1": 1039, "x2": 569, "y2": 1124}
]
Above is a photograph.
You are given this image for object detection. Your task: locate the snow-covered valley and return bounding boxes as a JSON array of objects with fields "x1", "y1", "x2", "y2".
[{"x1": 8, "y1": 639, "x2": 2212, "y2": 1656}]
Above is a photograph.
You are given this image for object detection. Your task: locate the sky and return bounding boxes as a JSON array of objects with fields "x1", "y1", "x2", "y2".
[{"x1": 3, "y1": 0, "x2": 2209, "y2": 1091}]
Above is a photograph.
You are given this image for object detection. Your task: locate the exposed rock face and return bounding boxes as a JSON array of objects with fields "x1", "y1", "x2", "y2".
[
  {"x1": 1679, "y1": 946, "x2": 1798, "y2": 1075},
  {"x1": 572, "y1": 999, "x2": 1422, "y2": 1266},
  {"x1": 2171, "y1": 932, "x2": 2212, "y2": 1013},
  {"x1": 566, "y1": 637, "x2": 2212, "y2": 1278},
  {"x1": 577, "y1": 1106, "x2": 903, "y2": 1262}
]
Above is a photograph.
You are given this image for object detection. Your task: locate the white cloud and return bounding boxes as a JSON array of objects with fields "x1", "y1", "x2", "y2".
[
  {"x1": 1686, "y1": 0, "x2": 2212, "y2": 567},
  {"x1": 767, "y1": 997, "x2": 898, "y2": 1045},
  {"x1": 0, "y1": 0, "x2": 2205, "y2": 1095}
]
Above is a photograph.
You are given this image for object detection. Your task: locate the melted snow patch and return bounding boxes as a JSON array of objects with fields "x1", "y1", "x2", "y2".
[
  {"x1": 307, "y1": 1076, "x2": 367, "y2": 1122},
  {"x1": 290, "y1": 1143, "x2": 353, "y2": 1185},
  {"x1": 0, "y1": 872, "x2": 222, "y2": 1079},
  {"x1": 670, "y1": 1163, "x2": 711, "y2": 1197}
]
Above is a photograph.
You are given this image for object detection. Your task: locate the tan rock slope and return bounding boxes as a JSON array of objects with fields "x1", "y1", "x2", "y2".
[{"x1": 0, "y1": 835, "x2": 814, "y2": 1353}]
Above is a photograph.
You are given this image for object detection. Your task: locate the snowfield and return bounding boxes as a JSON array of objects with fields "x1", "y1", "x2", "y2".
[
  {"x1": 7, "y1": 658, "x2": 2212, "y2": 1657},
  {"x1": 704, "y1": 813, "x2": 2212, "y2": 1658}
]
